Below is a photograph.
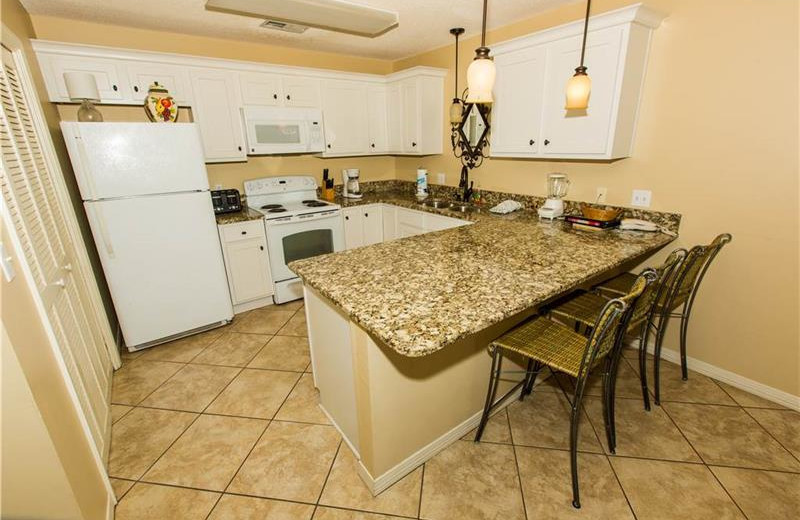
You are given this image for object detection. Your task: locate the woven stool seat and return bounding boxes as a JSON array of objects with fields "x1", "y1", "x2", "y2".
[{"x1": 491, "y1": 318, "x2": 589, "y2": 378}]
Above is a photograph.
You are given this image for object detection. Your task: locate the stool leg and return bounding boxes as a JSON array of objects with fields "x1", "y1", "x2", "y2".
[
  {"x1": 523, "y1": 361, "x2": 542, "y2": 397},
  {"x1": 475, "y1": 348, "x2": 502, "y2": 442},
  {"x1": 653, "y1": 311, "x2": 671, "y2": 406},
  {"x1": 570, "y1": 380, "x2": 587, "y2": 509},
  {"x1": 679, "y1": 302, "x2": 690, "y2": 381},
  {"x1": 638, "y1": 321, "x2": 651, "y2": 411},
  {"x1": 520, "y1": 359, "x2": 534, "y2": 401}
]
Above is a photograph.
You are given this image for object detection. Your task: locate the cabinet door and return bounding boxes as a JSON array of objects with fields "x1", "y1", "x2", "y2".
[
  {"x1": 283, "y1": 77, "x2": 321, "y2": 107},
  {"x1": 401, "y1": 79, "x2": 419, "y2": 153},
  {"x1": 225, "y1": 237, "x2": 273, "y2": 304},
  {"x1": 189, "y1": 68, "x2": 246, "y2": 162},
  {"x1": 386, "y1": 84, "x2": 403, "y2": 153},
  {"x1": 342, "y1": 207, "x2": 364, "y2": 249},
  {"x1": 240, "y1": 72, "x2": 282, "y2": 106},
  {"x1": 540, "y1": 26, "x2": 624, "y2": 156},
  {"x1": 362, "y1": 205, "x2": 383, "y2": 246},
  {"x1": 366, "y1": 86, "x2": 388, "y2": 154},
  {"x1": 321, "y1": 80, "x2": 369, "y2": 156},
  {"x1": 127, "y1": 62, "x2": 191, "y2": 105},
  {"x1": 382, "y1": 204, "x2": 398, "y2": 241},
  {"x1": 396, "y1": 208, "x2": 425, "y2": 238},
  {"x1": 491, "y1": 46, "x2": 547, "y2": 155},
  {"x1": 48, "y1": 55, "x2": 129, "y2": 102}
]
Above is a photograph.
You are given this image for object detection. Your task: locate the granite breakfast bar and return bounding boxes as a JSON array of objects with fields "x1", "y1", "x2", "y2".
[{"x1": 289, "y1": 198, "x2": 676, "y2": 494}]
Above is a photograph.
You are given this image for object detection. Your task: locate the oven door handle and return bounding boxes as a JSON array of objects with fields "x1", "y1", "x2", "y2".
[{"x1": 265, "y1": 210, "x2": 341, "y2": 226}]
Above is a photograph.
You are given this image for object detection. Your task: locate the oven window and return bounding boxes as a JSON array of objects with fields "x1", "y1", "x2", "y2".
[
  {"x1": 283, "y1": 229, "x2": 334, "y2": 264},
  {"x1": 256, "y1": 124, "x2": 301, "y2": 144}
]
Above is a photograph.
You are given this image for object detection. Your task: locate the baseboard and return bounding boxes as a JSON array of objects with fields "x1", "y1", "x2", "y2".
[
  {"x1": 626, "y1": 340, "x2": 800, "y2": 412},
  {"x1": 106, "y1": 492, "x2": 115, "y2": 520},
  {"x1": 318, "y1": 403, "x2": 360, "y2": 461}
]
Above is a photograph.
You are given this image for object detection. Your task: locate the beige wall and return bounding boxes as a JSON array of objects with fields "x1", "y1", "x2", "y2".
[{"x1": 394, "y1": 0, "x2": 799, "y2": 397}]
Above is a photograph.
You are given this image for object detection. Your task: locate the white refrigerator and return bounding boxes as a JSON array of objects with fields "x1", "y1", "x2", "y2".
[{"x1": 61, "y1": 122, "x2": 233, "y2": 351}]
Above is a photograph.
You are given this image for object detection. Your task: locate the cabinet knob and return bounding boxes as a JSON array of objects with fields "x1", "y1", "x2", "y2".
[
  {"x1": 133, "y1": 85, "x2": 139, "y2": 93},
  {"x1": 412, "y1": 142, "x2": 417, "y2": 147},
  {"x1": 273, "y1": 93, "x2": 278, "y2": 100},
  {"x1": 529, "y1": 139, "x2": 535, "y2": 145},
  {"x1": 259, "y1": 245, "x2": 264, "y2": 251},
  {"x1": 238, "y1": 146, "x2": 242, "y2": 151},
  {"x1": 371, "y1": 143, "x2": 375, "y2": 148},
  {"x1": 241, "y1": 231, "x2": 247, "y2": 235},
  {"x1": 364, "y1": 213, "x2": 368, "y2": 217},
  {"x1": 327, "y1": 144, "x2": 331, "y2": 149},
  {"x1": 286, "y1": 94, "x2": 291, "y2": 100},
  {"x1": 345, "y1": 215, "x2": 349, "y2": 220},
  {"x1": 112, "y1": 84, "x2": 118, "y2": 91},
  {"x1": 544, "y1": 139, "x2": 550, "y2": 146}
]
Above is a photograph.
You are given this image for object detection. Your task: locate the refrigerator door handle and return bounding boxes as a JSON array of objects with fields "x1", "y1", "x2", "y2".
[
  {"x1": 73, "y1": 136, "x2": 98, "y2": 200},
  {"x1": 90, "y1": 204, "x2": 115, "y2": 259}
]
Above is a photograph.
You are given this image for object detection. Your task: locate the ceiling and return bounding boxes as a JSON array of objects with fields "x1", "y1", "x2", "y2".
[{"x1": 21, "y1": 0, "x2": 576, "y2": 61}]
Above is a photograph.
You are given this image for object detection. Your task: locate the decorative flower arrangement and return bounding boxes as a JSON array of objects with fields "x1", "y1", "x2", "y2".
[{"x1": 144, "y1": 82, "x2": 178, "y2": 123}]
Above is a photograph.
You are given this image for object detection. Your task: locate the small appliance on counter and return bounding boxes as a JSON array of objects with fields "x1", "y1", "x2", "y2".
[
  {"x1": 538, "y1": 173, "x2": 570, "y2": 220},
  {"x1": 211, "y1": 188, "x2": 242, "y2": 214},
  {"x1": 342, "y1": 168, "x2": 362, "y2": 199}
]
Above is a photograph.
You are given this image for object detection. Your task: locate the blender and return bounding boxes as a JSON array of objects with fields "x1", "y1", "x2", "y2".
[{"x1": 537, "y1": 173, "x2": 570, "y2": 219}]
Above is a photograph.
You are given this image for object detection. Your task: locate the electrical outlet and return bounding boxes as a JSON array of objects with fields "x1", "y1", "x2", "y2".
[
  {"x1": 213, "y1": 184, "x2": 223, "y2": 190},
  {"x1": 436, "y1": 172, "x2": 446, "y2": 185},
  {"x1": 631, "y1": 189, "x2": 652, "y2": 208},
  {"x1": 596, "y1": 187, "x2": 608, "y2": 203}
]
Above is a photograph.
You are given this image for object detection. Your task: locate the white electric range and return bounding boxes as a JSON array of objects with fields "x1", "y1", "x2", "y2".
[{"x1": 244, "y1": 175, "x2": 344, "y2": 304}]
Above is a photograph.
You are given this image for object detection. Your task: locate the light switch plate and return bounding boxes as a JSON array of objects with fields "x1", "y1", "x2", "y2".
[
  {"x1": 631, "y1": 189, "x2": 652, "y2": 208},
  {"x1": 436, "y1": 172, "x2": 445, "y2": 184}
]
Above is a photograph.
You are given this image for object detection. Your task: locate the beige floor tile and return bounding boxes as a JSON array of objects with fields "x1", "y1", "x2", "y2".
[
  {"x1": 191, "y1": 332, "x2": 270, "y2": 367},
  {"x1": 655, "y1": 360, "x2": 736, "y2": 405},
  {"x1": 583, "y1": 397, "x2": 701, "y2": 462},
  {"x1": 506, "y1": 392, "x2": 602, "y2": 453},
  {"x1": 140, "y1": 364, "x2": 240, "y2": 412},
  {"x1": 665, "y1": 402, "x2": 800, "y2": 471},
  {"x1": 320, "y1": 446, "x2": 422, "y2": 517},
  {"x1": 463, "y1": 408, "x2": 512, "y2": 444},
  {"x1": 612, "y1": 458, "x2": 744, "y2": 519},
  {"x1": 717, "y1": 382, "x2": 787, "y2": 409},
  {"x1": 248, "y1": 335, "x2": 311, "y2": 372},
  {"x1": 208, "y1": 494, "x2": 315, "y2": 520},
  {"x1": 710, "y1": 466, "x2": 800, "y2": 520},
  {"x1": 274, "y1": 373, "x2": 330, "y2": 424},
  {"x1": 420, "y1": 441, "x2": 525, "y2": 520},
  {"x1": 745, "y1": 408, "x2": 800, "y2": 459},
  {"x1": 516, "y1": 446, "x2": 633, "y2": 518},
  {"x1": 108, "y1": 407, "x2": 196, "y2": 479},
  {"x1": 228, "y1": 421, "x2": 341, "y2": 502},
  {"x1": 111, "y1": 360, "x2": 183, "y2": 405},
  {"x1": 143, "y1": 414, "x2": 266, "y2": 491},
  {"x1": 274, "y1": 300, "x2": 304, "y2": 312},
  {"x1": 120, "y1": 349, "x2": 145, "y2": 361},
  {"x1": 207, "y1": 369, "x2": 301, "y2": 419},
  {"x1": 277, "y1": 311, "x2": 308, "y2": 337},
  {"x1": 313, "y1": 507, "x2": 407, "y2": 520},
  {"x1": 137, "y1": 328, "x2": 225, "y2": 363},
  {"x1": 109, "y1": 478, "x2": 135, "y2": 500},
  {"x1": 114, "y1": 482, "x2": 219, "y2": 520},
  {"x1": 583, "y1": 360, "x2": 647, "y2": 400},
  {"x1": 111, "y1": 404, "x2": 133, "y2": 424},
  {"x1": 232, "y1": 308, "x2": 295, "y2": 334}
]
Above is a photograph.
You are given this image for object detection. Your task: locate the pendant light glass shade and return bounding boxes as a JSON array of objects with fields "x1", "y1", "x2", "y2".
[
  {"x1": 466, "y1": 50, "x2": 495, "y2": 104},
  {"x1": 449, "y1": 98, "x2": 464, "y2": 124},
  {"x1": 565, "y1": 69, "x2": 591, "y2": 109}
]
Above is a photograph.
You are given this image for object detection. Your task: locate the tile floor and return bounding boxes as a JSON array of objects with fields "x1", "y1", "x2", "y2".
[{"x1": 110, "y1": 304, "x2": 800, "y2": 519}]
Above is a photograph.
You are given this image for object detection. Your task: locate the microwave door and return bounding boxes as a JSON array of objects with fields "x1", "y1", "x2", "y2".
[{"x1": 247, "y1": 120, "x2": 309, "y2": 154}]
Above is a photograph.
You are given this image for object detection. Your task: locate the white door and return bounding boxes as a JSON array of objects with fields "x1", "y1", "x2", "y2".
[
  {"x1": 240, "y1": 72, "x2": 283, "y2": 106},
  {"x1": 84, "y1": 192, "x2": 233, "y2": 348},
  {"x1": 224, "y1": 238, "x2": 273, "y2": 304},
  {"x1": 321, "y1": 80, "x2": 369, "y2": 155},
  {"x1": 362, "y1": 205, "x2": 383, "y2": 246},
  {"x1": 386, "y1": 84, "x2": 403, "y2": 153},
  {"x1": 283, "y1": 77, "x2": 321, "y2": 108},
  {"x1": 491, "y1": 46, "x2": 547, "y2": 155},
  {"x1": 342, "y1": 207, "x2": 364, "y2": 249},
  {"x1": 366, "y1": 86, "x2": 388, "y2": 154},
  {"x1": 189, "y1": 68, "x2": 247, "y2": 162},
  {"x1": 540, "y1": 26, "x2": 624, "y2": 156},
  {"x1": 127, "y1": 62, "x2": 192, "y2": 105},
  {"x1": 0, "y1": 46, "x2": 115, "y2": 460},
  {"x1": 47, "y1": 55, "x2": 129, "y2": 103},
  {"x1": 61, "y1": 122, "x2": 209, "y2": 200},
  {"x1": 401, "y1": 79, "x2": 419, "y2": 153}
]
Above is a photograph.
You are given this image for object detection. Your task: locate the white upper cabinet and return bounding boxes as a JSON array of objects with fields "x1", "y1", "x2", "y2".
[
  {"x1": 239, "y1": 72, "x2": 283, "y2": 106},
  {"x1": 282, "y1": 77, "x2": 321, "y2": 108},
  {"x1": 490, "y1": 4, "x2": 664, "y2": 160},
  {"x1": 367, "y1": 86, "x2": 388, "y2": 154},
  {"x1": 188, "y1": 68, "x2": 246, "y2": 163},
  {"x1": 386, "y1": 84, "x2": 403, "y2": 153},
  {"x1": 321, "y1": 79, "x2": 369, "y2": 156},
  {"x1": 387, "y1": 74, "x2": 444, "y2": 156},
  {"x1": 40, "y1": 54, "x2": 130, "y2": 103}
]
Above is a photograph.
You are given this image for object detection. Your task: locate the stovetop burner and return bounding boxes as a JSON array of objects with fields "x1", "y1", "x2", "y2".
[
  {"x1": 260, "y1": 204, "x2": 283, "y2": 210},
  {"x1": 267, "y1": 208, "x2": 288, "y2": 213},
  {"x1": 303, "y1": 200, "x2": 329, "y2": 207}
]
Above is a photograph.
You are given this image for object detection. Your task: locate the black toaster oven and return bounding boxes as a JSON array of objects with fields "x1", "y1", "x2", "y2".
[{"x1": 211, "y1": 189, "x2": 242, "y2": 215}]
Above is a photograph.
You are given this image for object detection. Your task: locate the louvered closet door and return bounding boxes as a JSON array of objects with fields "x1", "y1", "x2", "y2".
[{"x1": 0, "y1": 46, "x2": 113, "y2": 460}]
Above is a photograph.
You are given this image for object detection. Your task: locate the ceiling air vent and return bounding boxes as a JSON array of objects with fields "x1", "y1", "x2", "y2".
[{"x1": 260, "y1": 20, "x2": 309, "y2": 33}]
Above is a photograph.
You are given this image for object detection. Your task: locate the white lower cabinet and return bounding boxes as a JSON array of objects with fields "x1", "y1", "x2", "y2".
[
  {"x1": 218, "y1": 220, "x2": 274, "y2": 312},
  {"x1": 343, "y1": 205, "x2": 383, "y2": 249},
  {"x1": 382, "y1": 205, "x2": 398, "y2": 241}
]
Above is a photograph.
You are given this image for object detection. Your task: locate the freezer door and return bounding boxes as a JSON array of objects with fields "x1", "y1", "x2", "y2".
[
  {"x1": 61, "y1": 122, "x2": 209, "y2": 200},
  {"x1": 84, "y1": 191, "x2": 233, "y2": 348}
]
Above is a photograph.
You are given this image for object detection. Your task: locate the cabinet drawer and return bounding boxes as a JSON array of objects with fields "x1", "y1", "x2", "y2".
[{"x1": 220, "y1": 220, "x2": 265, "y2": 243}]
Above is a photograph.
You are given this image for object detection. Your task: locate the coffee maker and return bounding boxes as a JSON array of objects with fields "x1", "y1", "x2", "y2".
[{"x1": 342, "y1": 169, "x2": 362, "y2": 199}]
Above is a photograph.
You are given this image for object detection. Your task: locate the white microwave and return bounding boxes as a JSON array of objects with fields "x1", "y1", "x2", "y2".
[{"x1": 241, "y1": 106, "x2": 325, "y2": 155}]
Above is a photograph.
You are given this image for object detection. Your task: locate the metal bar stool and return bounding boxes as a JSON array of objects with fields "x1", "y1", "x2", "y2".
[
  {"x1": 474, "y1": 274, "x2": 649, "y2": 509},
  {"x1": 595, "y1": 234, "x2": 732, "y2": 404},
  {"x1": 548, "y1": 250, "x2": 685, "y2": 410}
]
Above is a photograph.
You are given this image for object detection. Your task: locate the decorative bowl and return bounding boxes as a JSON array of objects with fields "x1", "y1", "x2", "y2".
[{"x1": 580, "y1": 204, "x2": 622, "y2": 222}]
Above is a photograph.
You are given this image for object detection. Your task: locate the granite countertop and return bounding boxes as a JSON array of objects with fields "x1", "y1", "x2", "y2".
[
  {"x1": 215, "y1": 207, "x2": 264, "y2": 225},
  {"x1": 290, "y1": 191, "x2": 677, "y2": 358}
]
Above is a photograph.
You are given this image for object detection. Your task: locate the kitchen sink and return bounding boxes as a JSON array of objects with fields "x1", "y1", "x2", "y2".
[
  {"x1": 448, "y1": 202, "x2": 475, "y2": 213},
  {"x1": 420, "y1": 198, "x2": 451, "y2": 209}
]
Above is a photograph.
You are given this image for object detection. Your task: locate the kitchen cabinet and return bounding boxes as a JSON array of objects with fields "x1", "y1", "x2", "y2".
[
  {"x1": 385, "y1": 84, "x2": 403, "y2": 153},
  {"x1": 321, "y1": 80, "x2": 370, "y2": 157},
  {"x1": 282, "y1": 77, "x2": 321, "y2": 108},
  {"x1": 343, "y1": 205, "x2": 383, "y2": 249},
  {"x1": 218, "y1": 220, "x2": 274, "y2": 312},
  {"x1": 387, "y1": 75, "x2": 444, "y2": 155},
  {"x1": 489, "y1": 4, "x2": 664, "y2": 160},
  {"x1": 189, "y1": 68, "x2": 247, "y2": 162},
  {"x1": 40, "y1": 54, "x2": 130, "y2": 103},
  {"x1": 126, "y1": 62, "x2": 192, "y2": 105},
  {"x1": 382, "y1": 204, "x2": 398, "y2": 241},
  {"x1": 239, "y1": 72, "x2": 283, "y2": 106},
  {"x1": 367, "y1": 86, "x2": 389, "y2": 154},
  {"x1": 396, "y1": 207, "x2": 426, "y2": 238}
]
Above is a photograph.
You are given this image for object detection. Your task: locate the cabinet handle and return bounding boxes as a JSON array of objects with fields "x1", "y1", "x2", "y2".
[
  {"x1": 273, "y1": 93, "x2": 278, "y2": 99},
  {"x1": 133, "y1": 85, "x2": 139, "y2": 93},
  {"x1": 544, "y1": 139, "x2": 550, "y2": 146},
  {"x1": 529, "y1": 139, "x2": 535, "y2": 145},
  {"x1": 112, "y1": 84, "x2": 118, "y2": 91},
  {"x1": 241, "y1": 231, "x2": 247, "y2": 235}
]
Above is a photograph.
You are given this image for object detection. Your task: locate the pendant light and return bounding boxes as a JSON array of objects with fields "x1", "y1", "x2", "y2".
[
  {"x1": 565, "y1": 0, "x2": 592, "y2": 109},
  {"x1": 466, "y1": 0, "x2": 495, "y2": 104},
  {"x1": 449, "y1": 27, "x2": 465, "y2": 125}
]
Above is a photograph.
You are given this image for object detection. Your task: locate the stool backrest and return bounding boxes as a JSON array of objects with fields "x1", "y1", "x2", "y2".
[
  {"x1": 667, "y1": 233, "x2": 732, "y2": 309},
  {"x1": 653, "y1": 248, "x2": 688, "y2": 309}
]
